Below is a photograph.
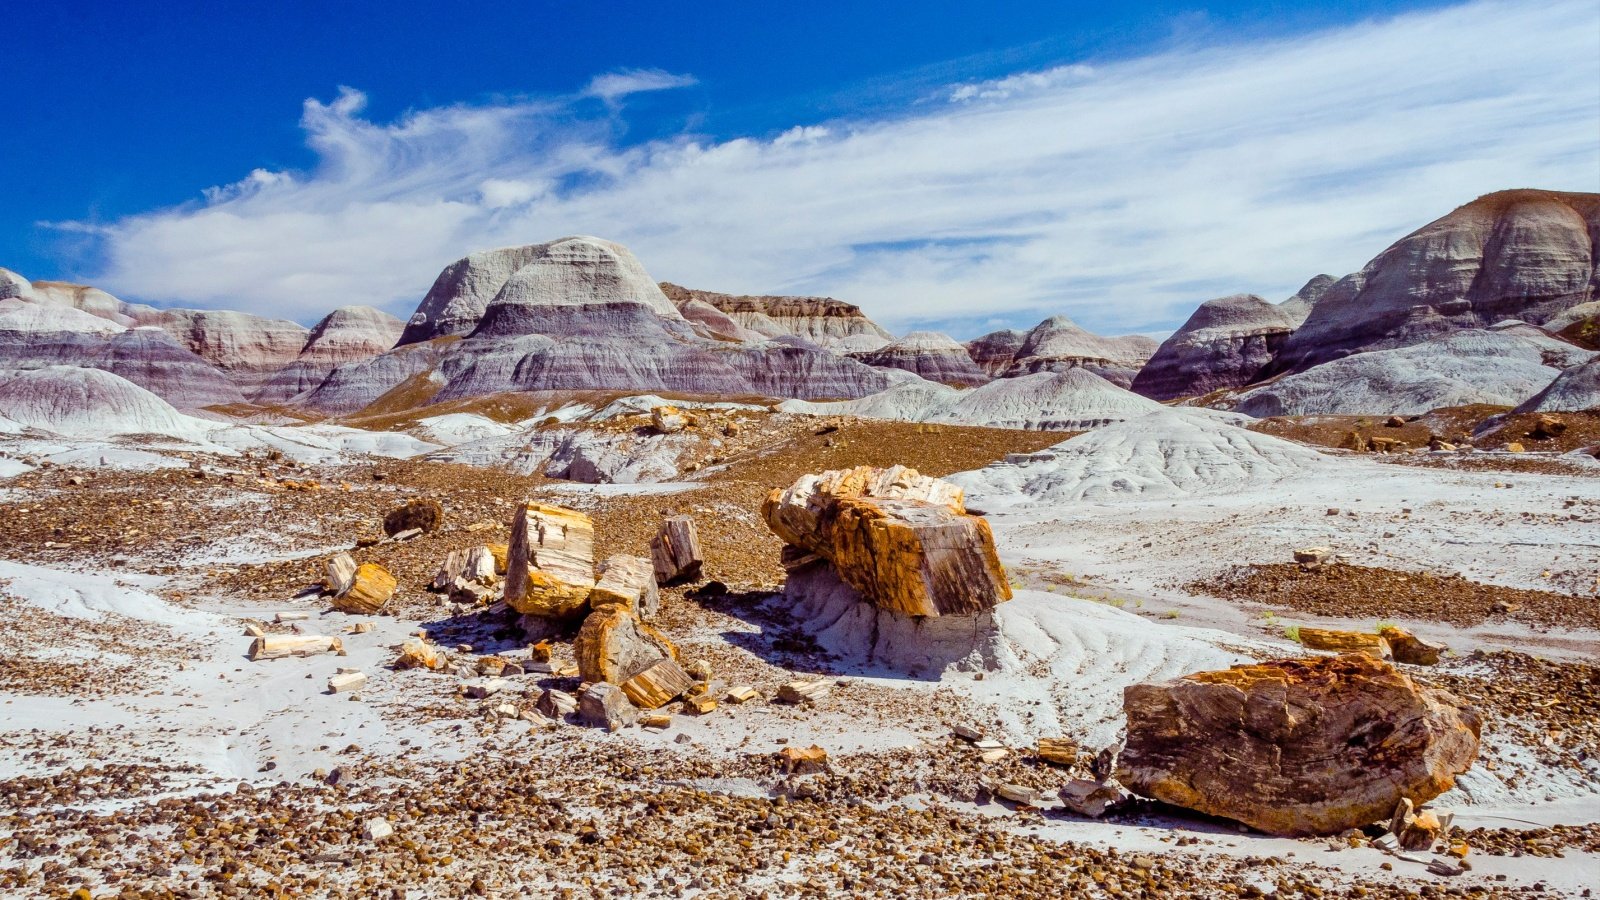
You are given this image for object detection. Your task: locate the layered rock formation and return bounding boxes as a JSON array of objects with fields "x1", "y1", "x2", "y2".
[
  {"x1": 151, "y1": 309, "x2": 309, "y2": 392},
  {"x1": 853, "y1": 331, "x2": 989, "y2": 386},
  {"x1": 1234, "y1": 327, "x2": 1595, "y2": 417},
  {"x1": 301, "y1": 240, "x2": 897, "y2": 413},
  {"x1": 762, "y1": 465, "x2": 1011, "y2": 617},
  {"x1": 1272, "y1": 190, "x2": 1600, "y2": 375},
  {"x1": 1131, "y1": 280, "x2": 1332, "y2": 401},
  {"x1": 1117, "y1": 653, "x2": 1481, "y2": 836},
  {"x1": 255, "y1": 306, "x2": 404, "y2": 403},
  {"x1": 969, "y1": 316, "x2": 1157, "y2": 388},
  {"x1": 659, "y1": 283, "x2": 892, "y2": 352},
  {"x1": 0, "y1": 366, "x2": 199, "y2": 438}
]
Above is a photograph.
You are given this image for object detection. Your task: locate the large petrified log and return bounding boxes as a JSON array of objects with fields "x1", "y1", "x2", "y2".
[
  {"x1": 384, "y1": 498, "x2": 443, "y2": 536},
  {"x1": 761, "y1": 465, "x2": 1011, "y2": 617},
  {"x1": 330, "y1": 563, "x2": 397, "y2": 614},
  {"x1": 1117, "y1": 653, "x2": 1480, "y2": 837},
  {"x1": 573, "y1": 604, "x2": 678, "y2": 685},
  {"x1": 504, "y1": 502, "x2": 596, "y2": 618}
]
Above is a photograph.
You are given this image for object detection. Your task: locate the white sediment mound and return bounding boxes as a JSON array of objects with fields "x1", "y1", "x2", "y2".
[
  {"x1": 779, "y1": 370, "x2": 1162, "y2": 430},
  {"x1": 781, "y1": 565, "x2": 1261, "y2": 749},
  {"x1": 1514, "y1": 356, "x2": 1600, "y2": 413},
  {"x1": 0, "y1": 366, "x2": 205, "y2": 438},
  {"x1": 951, "y1": 410, "x2": 1334, "y2": 503},
  {"x1": 1234, "y1": 329, "x2": 1595, "y2": 416},
  {"x1": 409, "y1": 413, "x2": 522, "y2": 446}
]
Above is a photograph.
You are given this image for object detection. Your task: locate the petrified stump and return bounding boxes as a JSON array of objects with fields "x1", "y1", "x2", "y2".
[
  {"x1": 650, "y1": 516, "x2": 703, "y2": 584},
  {"x1": 331, "y1": 563, "x2": 397, "y2": 615},
  {"x1": 504, "y1": 502, "x2": 596, "y2": 618},
  {"x1": 573, "y1": 605, "x2": 677, "y2": 685},
  {"x1": 590, "y1": 555, "x2": 660, "y2": 620},
  {"x1": 1117, "y1": 653, "x2": 1481, "y2": 836},
  {"x1": 762, "y1": 465, "x2": 1011, "y2": 617},
  {"x1": 384, "y1": 499, "x2": 443, "y2": 536}
]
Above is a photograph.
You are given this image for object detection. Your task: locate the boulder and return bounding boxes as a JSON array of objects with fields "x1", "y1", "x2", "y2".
[
  {"x1": 504, "y1": 502, "x2": 596, "y2": 618},
  {"x1": 762, "y1": 465, "x2": 1011, "y2": 617},
  {"x1": 573, "y1": 604, "x2": 677, "y2": 685},
  {"x1": 649, "y1": 516, "x2": 703, "y2": 584},
  {"x1": 384, "y1": 499, "x2": 443, "y2": 536},
  {"x1": 1117, "y1": 653, "x2": 1481, "y2": 836},
  {"x1": 590, "y1": 555, "x2": 660, "y2": 620},
  {"x1": 578, "y1": 682, "x2": 636, "y2": 731},
  {"x1": 331, "y1": 563, "x2": 398, "y2": 614}
]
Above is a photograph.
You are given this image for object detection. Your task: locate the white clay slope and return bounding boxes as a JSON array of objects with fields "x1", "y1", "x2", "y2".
[
  {"x1": 779, "y1": 369, "x2": 1163, "y2": 430},
  {"x1": 950, "y1": 409, "x2": 1334, "y2": 503},
  {"x1": 0, "y1": 366, "x2": 205, "y2": 438}
]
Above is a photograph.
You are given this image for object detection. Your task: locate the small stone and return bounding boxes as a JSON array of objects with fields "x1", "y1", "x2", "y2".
[{"x1": 362, "y1": 818, "x2": 394, "y2": 841}]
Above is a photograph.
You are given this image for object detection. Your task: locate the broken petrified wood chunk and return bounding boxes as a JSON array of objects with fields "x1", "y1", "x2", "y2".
[
  {"x1": 393, "y1": 638, "x2": 445, "y2": 671},
  {"x1": 578, "y1": 682, "x2": 635, "y2": 731},
  {"x1": 504, "y1": 502, "x2": 596, "y2": 618},
  {"x1": 761, "y1": 465, "x2": 1011, "y2": 617},
  {"x1": 621, "y1": 658, "x2": 695, "y2": 709},
  {"x1": 1292, "y1": 547, "x2": 1333, "y2": 570},
  {"x1": 325, "y1": 552, "x2": 357, "y2": 595},
  {"x1": 383, "y1": 498, "x2": 443, "y2": 536},
  {"x1": 1389, "y1": 797, "x2": 1446, "y2": 851},
  {"x1": 573, "y1": 605, "x2": 677, "y2": 685},
  {"x1": 432, "y1": 546, "x2": 497, "y2": 592},
  {"x1": 1296, "y1": 627, "x2": 1392, "y2": 659},
  {"x1": 535, "y1": 688, "x2": 578, "y2": 720},
  {"x1": 1059, "y1": 779, "x2": 1127, "y2": 818},
  {"x1": 330, "y1": 563, "x2": 397, "y2": 615},
  {"x1": 327, "y1": 671, "x2": 367, "y2": 694},
  {"x1": 651, "y1": 405, "x2": 688, "y2": 434},
  {"x1": 776, "y1": 744, "x2": 828, "y2": 774},
  {"x1": 1379, "y1": 626, "x2": 1445, "y2": 666},
  {"x1": 1116, "y1": 653, "x2": 1481, "y2": 837},
  {"x1": 249, "y1": 634, "x2": 343, "y2": 661},
  {"x1": 589, "y1": 555, "x2": 660, "y2": 620},
  {"x1": 649, "y1": 516, "x2": 703, "y2": 584},
  {"x1": 777, "y1": 679, "x2": 832, "y2": 704},
  {"x1": 1036, "y1": 738, "x2": 1079, "y2": 766}
]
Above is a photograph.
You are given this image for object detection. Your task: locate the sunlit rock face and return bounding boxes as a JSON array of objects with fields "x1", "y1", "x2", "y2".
[
  {"x1": 659, "y1": 282, "x2": 893, "y2": 352},
  {"x1": 972, "y1": 316, "x2": 1156, "y2": 388},
  {"x1": 853, "y1": 331, "x2": 990, "y2": 386},
  {"x1": 254, "y1": 306, "x2": 404, "y2": 404}
]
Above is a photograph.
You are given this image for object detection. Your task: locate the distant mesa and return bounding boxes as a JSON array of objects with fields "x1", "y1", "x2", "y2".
[
  {"x1": 967, "y1": 315, "x2": 1156, "y2": 388},
  {"x1": 659, "y1": 282, "x2": 893, "y2": 352}
]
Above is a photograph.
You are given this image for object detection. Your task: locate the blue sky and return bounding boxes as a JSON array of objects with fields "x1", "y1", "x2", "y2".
[{"x1": 5, "y1": 0, "x2": 1597, "y2": 337}]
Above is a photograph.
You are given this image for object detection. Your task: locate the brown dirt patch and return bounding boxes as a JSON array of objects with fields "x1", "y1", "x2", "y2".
[{"x1": 1189, "y1": 563, "x2": 1600, "y2": 630}]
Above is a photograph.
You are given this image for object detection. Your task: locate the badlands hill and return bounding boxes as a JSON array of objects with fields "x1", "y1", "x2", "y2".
[
  {"x1": 1270, "y1": 190, "x2": 1600, "y2": 376},
  {"x1": 966, "y1": 316, "x2": 1157, "y2": 388},
  {"x1": 659, "y1": 282, "x2": 893, "y2": 351}
]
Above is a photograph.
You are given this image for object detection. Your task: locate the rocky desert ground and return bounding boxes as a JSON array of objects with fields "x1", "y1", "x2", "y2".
[{"x1": 1, "y1": 190, "x2": 1599, "y2": 898}]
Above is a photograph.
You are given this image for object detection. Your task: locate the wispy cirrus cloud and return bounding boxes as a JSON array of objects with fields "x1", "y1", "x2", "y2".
[
  {"x1": 582, "y1": 68, "x2": 699, "y2": 103},
  {"x1": 61, "y1": 0, "x2": 1600, "y2": 335}
]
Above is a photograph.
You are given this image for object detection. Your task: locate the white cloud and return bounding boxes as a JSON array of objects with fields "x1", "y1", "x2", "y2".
[
  {"x1": 582, "y1": 68, "x2": 698, "y2": 103},
  {"x1": 67, "y1": 0, "x2": 1600, "y2": 335}
]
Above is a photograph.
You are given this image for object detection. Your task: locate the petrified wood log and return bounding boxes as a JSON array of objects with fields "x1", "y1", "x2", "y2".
[
  {"x1": 432, "y1": 546, "x2": 497, "y2": 591},
  {"x1": 384, "y1": 498, "x2": 443, "y2": 536},
  {"x1": 573, "y1": 605, "x2": 677, "y2": 685},
  {"x1": 504, "y1": 502, "x2": 596, "y2": 618},
  {"x1": 249, "y1": 634, "x2": 343, "y2": 661},
  {"x1": 649, "y1": 517, "x2": 703, "y2": 584},
  {"x1": 1117, "y1": 653, "x2": 1480, "y2": 836},
  {"x1": 621, "y1": 658, "x2": 695, "y2": 709},
  {"x1": 331, "y1": 563, "x2": 397, "y2": 614},
  {"x1": 761, "y1": 465, "x2": 1010, "y2": 617}
]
